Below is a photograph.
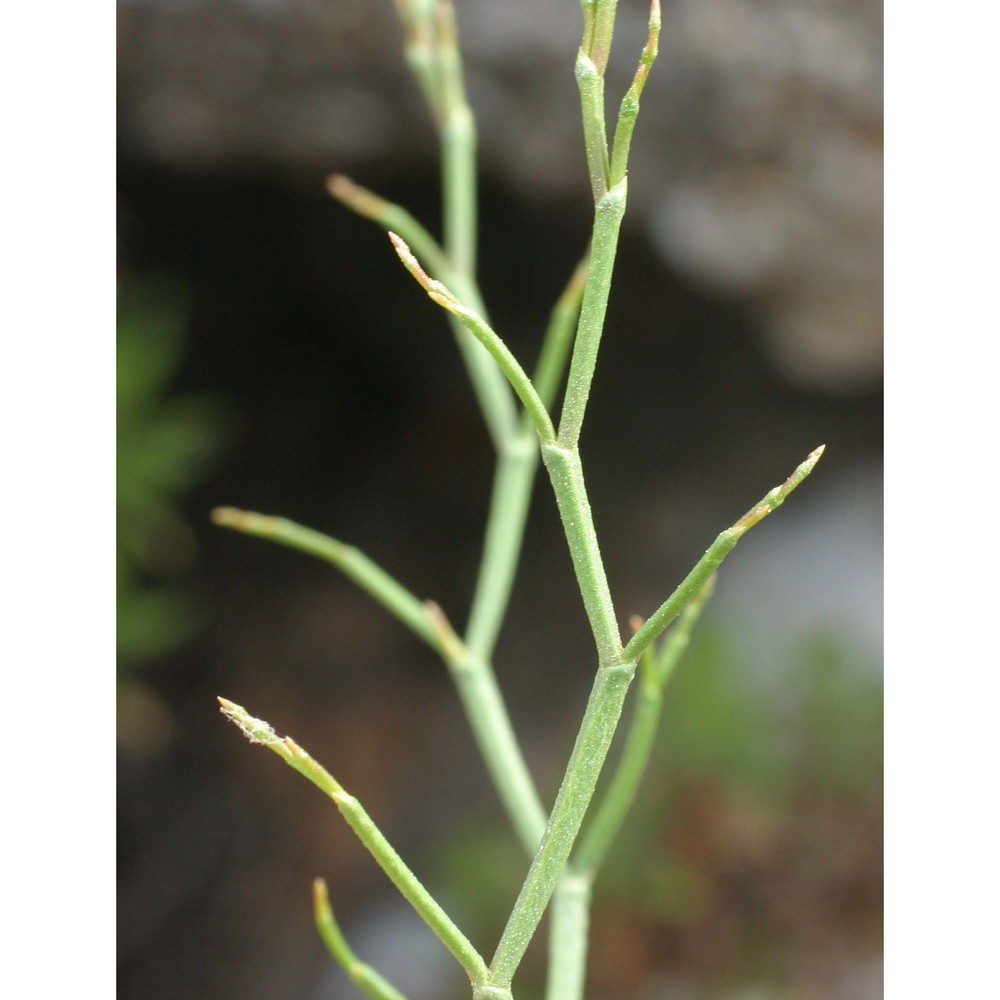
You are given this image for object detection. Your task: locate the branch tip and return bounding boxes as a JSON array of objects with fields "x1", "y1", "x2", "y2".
[
  {"x1": 210, "y1": 506, "x2": 241, "y2": 526},
  {"x1": 389, "y1": 232, "x2": 431, "y2": 286},
  {"x1": 734, "y1": 445, "x2": 826, "y2": 533},
  {"x1": 325, "y1": 172, "x2": 353, "y2": 199}
]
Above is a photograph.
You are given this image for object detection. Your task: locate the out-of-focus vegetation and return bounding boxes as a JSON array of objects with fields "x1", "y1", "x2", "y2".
[{"x1": 117, "y1": 279, "x2": 228, "y2": 751}]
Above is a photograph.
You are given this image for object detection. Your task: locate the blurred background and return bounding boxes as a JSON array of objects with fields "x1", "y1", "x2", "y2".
[{"x1": 117, "y1": 1, "x2": 882, "y2": 998}]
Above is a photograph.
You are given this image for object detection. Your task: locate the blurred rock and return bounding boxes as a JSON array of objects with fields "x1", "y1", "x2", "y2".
[{"x1": 118, "y1": 0, "x2": 882, "y2": 390}]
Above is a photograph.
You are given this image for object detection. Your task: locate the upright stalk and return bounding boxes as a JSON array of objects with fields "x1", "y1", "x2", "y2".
[
  {"x1": 488, "y1": 660, "x2": 635, "y2": 989},
  {"x1": 218, "y1": 3, "x2": 827, "y2": 998},
  {"x1": 390, "y1": 0, "x2": 555, "y2": 857}
]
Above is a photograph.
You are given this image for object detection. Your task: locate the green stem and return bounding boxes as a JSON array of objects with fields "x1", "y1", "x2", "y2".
[
  {"x1": 211, "y1": 508, "x2": 441, "y2": 652},
  {"x1": 557, "y1": 179, "x2": 628, "y2": 449},
  {"x1": 336, "y1": 4, "x2": 546, "y2": 880},
  {"x1": 625, "y1": 445, "x2": 825, "y2": 662},
  {"x1": 545, "y1": 871, "x2": 592, "y2": 1000},
  {"x1": 212, "y1": 504, "x2": 546, "y2": 856},
  {"x1": 465, "y1": 433, "x2": 539, "y2": 661},
  {"x1": 313, "y1": 878, "x2": 410, "y2": 1000},
  {"x1": 437, "y1": 0, "x2": 476, "y2": 280},
  {"x1": 608, "y1": 0, "x2": 661, "y2": 187},
  {"x1": 576, "y1": 576, "x2": 713, "y2": 874},
  {"x1": 575, "y1": 51, "x2": 609, "y2": 201},
  {"x1": 488, "y1": 660, "x2": 636, "y2": 988},
  {"x1": 425, "y1": 603, "x2": 548, "y2": 856},
  {"x1": 326, "y1": 177, "x2": 507, "y2": 451},
  {"x1": 390, "y1": 234, "x2": 556, "y2": 443},
  {"x1": 532, "y1": 257, "x2": 590, "y2": 415},
  {"x1": 545, "y1": 580, "x2": 713, "y2": 1000},
  {"x1": 219, "y1": 699, "x2": 489, "y2": 985},
  {"x1": 540, "y1": 442, "x2": 621, "y2": 667},
  {"x1": 394, "y1": 0, "x2": 445, "y2": 123},
  {"x1": 443, "y1": 104, "x2": 477, "y2": 281},
  {"x1": 326, "y1": 175, "x2": 454, "y2": 293},
  {"x1": 394, "y1": 0, "x2": 516, "y2": 447},
  {"x1": 583, "y1": 0, "x2": 620, "y2": 75},
  {"x1": 434, "y1": 0, "x2": 526, "y2": 450},
  {"x1": 466, "y1": 259, "x2": 588, "y2": 662}
]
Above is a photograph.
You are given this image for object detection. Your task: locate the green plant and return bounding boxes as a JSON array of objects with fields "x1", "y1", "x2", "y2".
[
  {"x1": 117, "y1": 277, "x2": 226, "y2": 749},
  {"x1": 214, "y1": 3, "x2": 823, "y2": 998}
]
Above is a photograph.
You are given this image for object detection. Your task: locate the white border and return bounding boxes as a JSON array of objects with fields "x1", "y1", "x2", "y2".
[{"x1": 885, "y1": 0, "x2": 1000, "y2": 994}]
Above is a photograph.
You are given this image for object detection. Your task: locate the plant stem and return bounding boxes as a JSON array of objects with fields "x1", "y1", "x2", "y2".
[
  {"x1": 608, "y1": 1, "x2": 661, "y2": 187},
  {"x1": 211, "y1": 508, "x2": 442, "y2": 651},
  {"x1": 465, "y1": 432, "x2": 538, "y2": 659},
  {"x1": 212, "y1": 508, "x2": 547, "y2": 861},
  {"x1": 425, "y1": 603, "x2": 548, "y2": 856},
  {"x1": 557, "y1": 179, "x2": 628, "y2": 450},
  {"x1": 625, "y1": 445, "x2": 826, "y2": 662},
  {"x1": 464, "y1": 256, "x2": 588, "y2": 662},
  {"x1": 432, "y1": 0, "x2": 524, "y2": 450},
  {"x1": 576, "y1": 50, "x2": 610, "y2": 201},
  {"x1": 483, "y1": 2, "x2": 672, "y2": 974},
  {"x1": 390, "y1": 234, "x2": 556, "y2": 443},
  {"x1": 576, "y1": 577, "x2": 714, "y2": 874},
  {"x1": 532, "y1": 257, "x2": 591, "y2": 415},
  {"x1": 488, "y1": 660, "x2": 636, "y2": 988},
  {"x1": 540, "y1": 442, "x2": 621, "y2": 667},
  {"x1": 437, "y1": 0, "x2": 475, "y2": 280},
  {"x1": 544, "y1": 581, "x2": 713, "y2": 1000},
  {"x1": 218, "y1": 699, "x2": 490, "y2": 986},
  {"x1": 545, "y1": 871, "x2": 592, "y2": 1000},
  {"x1": 326, "y1": 174, "x2": 454, "y2": 292},
  {"x1": 394, "y1": 0, "x2": 445, "y2": 123},
  {"x1": 585, "y1": 1, "x2": 619, "y2": 76},
  {"x1": 313, "y1": 878, "x2": 410, "y2": 1000},
  {"x1": 211, "y1": 509, "x2": 546, "y2": 855}
]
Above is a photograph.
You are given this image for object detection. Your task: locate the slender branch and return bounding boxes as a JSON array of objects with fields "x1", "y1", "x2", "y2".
[
  {"x1": 434, "y1": 0, "x2": 523, "y2": 447},
  {"x1": 390, "y1": 233, "x2": 556, "y2": 443},
  {"x1": 424, "y1": 602, "x2": 548, "y2": 855},
  {"x1": 392, "y1": 0, "x2": 518, "y2": 449},
  {"x1": 532, "y1": 256, "x2": 590, "y2": 417},
  {"x1": 464, "y1": 433, "x2": 538, "y2": 659},
  {"x1": 545, "y1": 871, "x2": 592, "y2": 1000},
  {"x1": 575, "y1": 51, "x2": 610, "y2": 202},
  {"x1": 625, "y1": 445, "x2": 826, "y2": 662},
  {"x1": 211, "y1": 505, "x2": 546, "y2": 857},
  {"x1": 393, "y1": 0, "x2": 445, "y2": 124},
  {"x1": 327, "y1": 175, "x2": 455, "y2": 297},
  {"x1": 465, "y1": 257, "x2": 588, "y2": 661},
  {"x1": 211, "y1": 507, "x2": 442, "y2": 652},
  {"x1": 437, "y1": 0, "x2": 477, "y2": 281},
  {"x1": 218, "y1": 699, "x2": 489, "y2": 985},
  {"x1": 313, "y1": 878, "x2": 410, "y2": 1000},
  {"x1": 608, "y1": 0, "x2": 661, "y2": 187},
  {"x1": 581, "y1": 0, "x2": 619, "y2": 76}
]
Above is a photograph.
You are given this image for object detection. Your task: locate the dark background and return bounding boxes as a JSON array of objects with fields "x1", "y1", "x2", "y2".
[{"x1": 117, "y1": 2, "x2": 882, "y2": 998}]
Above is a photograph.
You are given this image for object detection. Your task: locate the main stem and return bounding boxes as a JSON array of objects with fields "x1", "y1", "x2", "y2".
[
  {"x1": 488, "y1": 442, "x2": 634, "y2": 989},
  {"x1": 489, "y1": 660, "x2": 635, "y2": 988}
]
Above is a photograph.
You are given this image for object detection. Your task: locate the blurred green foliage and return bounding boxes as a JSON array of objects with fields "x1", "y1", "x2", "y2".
[{"x1": 117, "y1": 279, "x2": 228, "y2": 742}]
